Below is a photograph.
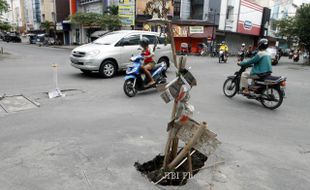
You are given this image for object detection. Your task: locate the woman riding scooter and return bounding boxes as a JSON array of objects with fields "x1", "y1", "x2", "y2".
[{"x1": 140, "y1": 37, "x2": 156, "y2": 87}]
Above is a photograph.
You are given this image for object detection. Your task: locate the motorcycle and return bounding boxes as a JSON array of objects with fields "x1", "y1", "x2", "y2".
[
  {"x1": 219, "y1": 50, "x2": 227, "y2": 63},
  {"x1": 223, "y1": 65, "x2": 287, "y2": 110},
  {"x1": 288, "y1": 50, "x2": 294, "y2": 59},
  {"x1": 198, "y1": 43, "x2": 208, "y2": 56},
  {"x1": 238, "y1": 50, "x2": 245, "y2": 61},
  {"x1": 293, "y1": 52, "x2": 299, "y2": 62},
  {"x1": 123, "y1": 55, "x2": 167, "y2": 97}
]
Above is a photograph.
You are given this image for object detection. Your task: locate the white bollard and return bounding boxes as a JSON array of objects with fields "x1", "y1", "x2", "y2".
[{"x1": 48, "y1": 64, "x2": 65, "y2": 98}]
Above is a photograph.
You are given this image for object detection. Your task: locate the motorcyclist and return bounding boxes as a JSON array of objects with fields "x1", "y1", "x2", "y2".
[
  {"x1": 238, "y1": 38, "x2": 272, "y2": 94},
  {"x1": 238, "y1": 43, "x2": 247, "y2": 61},
  {"x1": 219, "y1": 41, "x2": 229, "y2": 58},
  {"x1": 140, "y1": 37, "x2": 156, "y2": 87},
  {"x1": 240, "y1": 43, "x2": 246, "y2": 52}
]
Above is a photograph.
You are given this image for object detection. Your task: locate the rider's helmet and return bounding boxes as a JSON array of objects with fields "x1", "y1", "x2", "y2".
[
  {"x1": 257, "y1": 38, "x2": 268, "y2": 50},
  {"x1": 221, "y1": 41, "x2": 226, "y2": 44},
  {"x1": 242, "y1": 43, "x2": 245, "y2": 47},
  {"x1": 139, "y1": 37, "x2": 149, "y2": 48}
]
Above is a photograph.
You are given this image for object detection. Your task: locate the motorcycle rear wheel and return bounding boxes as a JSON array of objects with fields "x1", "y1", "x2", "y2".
[
  {"x1": 223, "y1": 78, "x2": 238, "y2": 97},
  {"x1": 123, "y1": 79, "x2": 137, "y2": 97},
  {"x1": 260, "y1": 87, "x2": 283, "y2": 110}
]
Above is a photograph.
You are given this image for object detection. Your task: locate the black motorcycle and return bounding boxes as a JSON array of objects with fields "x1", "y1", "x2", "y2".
[
  {"x1": 223, "y1": 65, "x2": 287, "y2": 110},
  {"x1": 238, "y1": 50, "x2": 245, "y2": 61}
]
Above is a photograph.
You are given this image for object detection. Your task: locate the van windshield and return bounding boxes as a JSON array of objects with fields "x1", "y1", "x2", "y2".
[{"x1": 93, "y1": 32, "x2": 125, "y2": 45}]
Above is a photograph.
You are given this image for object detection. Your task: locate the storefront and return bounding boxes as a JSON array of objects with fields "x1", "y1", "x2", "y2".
[{"x1": 172, "y1": 20, "x2": 216, "y2": 54}]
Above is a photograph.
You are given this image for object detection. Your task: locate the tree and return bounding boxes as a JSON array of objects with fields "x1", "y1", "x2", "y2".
[
  {"x1": 295, "y1": 3, "x2": 310, "y2": 64},
  {"x1": 70, "y1": 12, "x2": 102, "y2": 27},
  {"x1": 41, "y1": 21, "x2": 52, "y2": 34},
  {"x1": 0, "y1": 0, "x2": 9, "y2": 13},
  {"x1": 276, "y1": 4, "x2": 310, "y2": 64},
  {"x1": 71, "y1": 12, "x2": 122, "y2": 32},
  {"x1": 100, "y1": 14, "x2": 122, "y2": 31},
  {"x1": 0, "y1": 22, "x2": 11, "y2": 31}
]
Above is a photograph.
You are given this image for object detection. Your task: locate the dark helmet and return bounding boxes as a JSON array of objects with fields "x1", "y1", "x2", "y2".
[
  {"x1": 258, "y1": 38, "x2": 268, "y2": 50},
  {"x1": 139, "y1": 37, "x2": 149, "y2": 47}
]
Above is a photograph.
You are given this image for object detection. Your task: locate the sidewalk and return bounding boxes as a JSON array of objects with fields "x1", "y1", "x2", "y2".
[{"x1": 50, "y1": 45, "x2": 78, "y2": 50}]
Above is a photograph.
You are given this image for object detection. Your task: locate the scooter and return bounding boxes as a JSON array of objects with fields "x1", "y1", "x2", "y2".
[
  {"x1": 219, "y1": 50, "x2": 227, "y2": 63},
  {"x1": 293, "y1": 52, "x2": 299, "y2": 62},
  {"x1": 123, "y1": 55, "x2": 167, "y2": 97},
  {"x1": 223, "y1": 65, "x2": 287, "y2": 110}
]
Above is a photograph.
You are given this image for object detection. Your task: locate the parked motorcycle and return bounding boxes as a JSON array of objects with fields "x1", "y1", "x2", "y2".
[
  {"x1": 219, "y1": 50, "x2": 227, "y2": 63},
  {"x1": 123, "y1": 55, "x2": 167, "y2": 97},
  {"x1": 223, "y1": 65, "x2": 287, "y2": 110}
]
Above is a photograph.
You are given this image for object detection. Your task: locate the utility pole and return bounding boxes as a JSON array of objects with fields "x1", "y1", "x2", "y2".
[{"x1": 210, "y1": 9, "x2": 217, "y2": 55}]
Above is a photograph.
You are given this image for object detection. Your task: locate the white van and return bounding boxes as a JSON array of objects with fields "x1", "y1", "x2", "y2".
[{"x1": 70, "y1": 30, "x2": 173, "y2": 78}]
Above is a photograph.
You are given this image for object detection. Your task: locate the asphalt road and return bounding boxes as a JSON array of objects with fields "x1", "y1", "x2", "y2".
[{"x1": 0, "y1": 41, "x2": 310, "y2": 190}]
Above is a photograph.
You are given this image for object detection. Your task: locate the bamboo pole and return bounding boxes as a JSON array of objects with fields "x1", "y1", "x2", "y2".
[{"x1": 167, "y1": 122, "x2": 207, "y2": 169}]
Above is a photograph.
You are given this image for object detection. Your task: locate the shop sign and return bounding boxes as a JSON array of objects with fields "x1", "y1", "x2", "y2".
[{"x1": 189, "y1": 26, "x2": 204, "y2": 34}]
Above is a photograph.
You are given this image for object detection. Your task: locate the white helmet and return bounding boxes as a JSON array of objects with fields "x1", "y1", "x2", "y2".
[{"x1": 242, "y1": 43, "x2": 245, "y2": 47}]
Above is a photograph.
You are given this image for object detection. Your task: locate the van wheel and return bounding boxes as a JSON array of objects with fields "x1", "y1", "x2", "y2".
[{"x1": 99, "y1": 60, "x2": 117, "y2": 78}]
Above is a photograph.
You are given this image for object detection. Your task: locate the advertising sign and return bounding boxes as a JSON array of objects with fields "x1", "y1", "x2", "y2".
[
  {"x1": 189, "y1": 26, "x2": 204, "y2": 34},
  {"x1": 136, "y1": 0, "x2": 174, "y2": 17},
  {"x1": 118, "y1": 0, "x2": 135, "y2": 26},
  {"x1": 172, "y1": 25, "x2": 188, "y2": 37},
  {"x1": 237, "y1": 0, "x2": 263, "y2": 36}
]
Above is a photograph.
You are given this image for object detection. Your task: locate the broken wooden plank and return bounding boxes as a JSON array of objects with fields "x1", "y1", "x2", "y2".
[
  {"x1": 167, "y1": 122, "x2": 206, "y2": 169},
  {"x1": 176, "y1": 119, "x2": 221, "y2": 157}
]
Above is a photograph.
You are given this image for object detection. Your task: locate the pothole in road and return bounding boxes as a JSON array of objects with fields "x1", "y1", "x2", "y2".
[
  {"x1": 0, "y1": 94, "x2": 39, "y2": 113},
  {"x1": 134, "y1": 151, "x2": 207, "y2": 186}
]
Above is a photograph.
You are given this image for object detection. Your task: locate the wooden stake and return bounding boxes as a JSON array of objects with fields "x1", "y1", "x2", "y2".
[
  {"x1": 187, "y1": 151, "x2": 193, "y2": 174},
  {"x1": 167, "y1": 22, "x2": 178, "y2": 69},
  {"x1": 167, "y1": 122, "x2": 207, "y2": 169}
]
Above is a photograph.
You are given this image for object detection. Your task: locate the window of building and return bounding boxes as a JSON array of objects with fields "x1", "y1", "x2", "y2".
[{"x1": 174, "y1": 1, "x2": 181, "y2": 17}]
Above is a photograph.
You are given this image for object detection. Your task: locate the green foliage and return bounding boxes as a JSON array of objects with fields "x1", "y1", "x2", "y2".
[
  {"x1": 0, "y1": 0, "x2": 9, "y2": 13},
  {"x1": 100, "y1": 14, "x2": 122, "y2": 30},
  {"x1": 295, "y1": 4, "x2": 310, "y2": 51},
  {"x1": 41, "y1": 21, "x2": 52, "y2": 34},
  {"x1": 276, "y1": 4, "x2": 310, "y2": 63},
  {"x1": 71, "y1": 12, "x2": 121, "y2": 31},
  {"x1": 275, "y1": 17, "x2": 297, "y2": 39},
  {"x1": 70, "y1": 12, "x2": 102, "y2": 27},
  {"x1": 0, "y1": 22, "x2": 11, "y2": 31}
]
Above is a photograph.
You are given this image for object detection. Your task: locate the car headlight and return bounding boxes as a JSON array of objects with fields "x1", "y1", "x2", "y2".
[{"x1": 88, "y1": 49, "x2": 100, "y2": 57}]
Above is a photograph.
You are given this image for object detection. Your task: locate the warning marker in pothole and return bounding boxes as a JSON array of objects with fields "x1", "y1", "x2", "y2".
[
  {"x1": 0, "y1": 94, "x2": 39, "y2": 113},
  {"x1": 135, "y1": 56, "x2": 221, "y2": 186},
  {"x1": 48, "y1": 64, "x2": 65, "y2": 99}
]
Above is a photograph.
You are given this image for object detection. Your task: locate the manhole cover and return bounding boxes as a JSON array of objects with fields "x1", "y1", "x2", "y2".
[{"x1": 0, "y1": 95, "x2": 39, "y2": 113}]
